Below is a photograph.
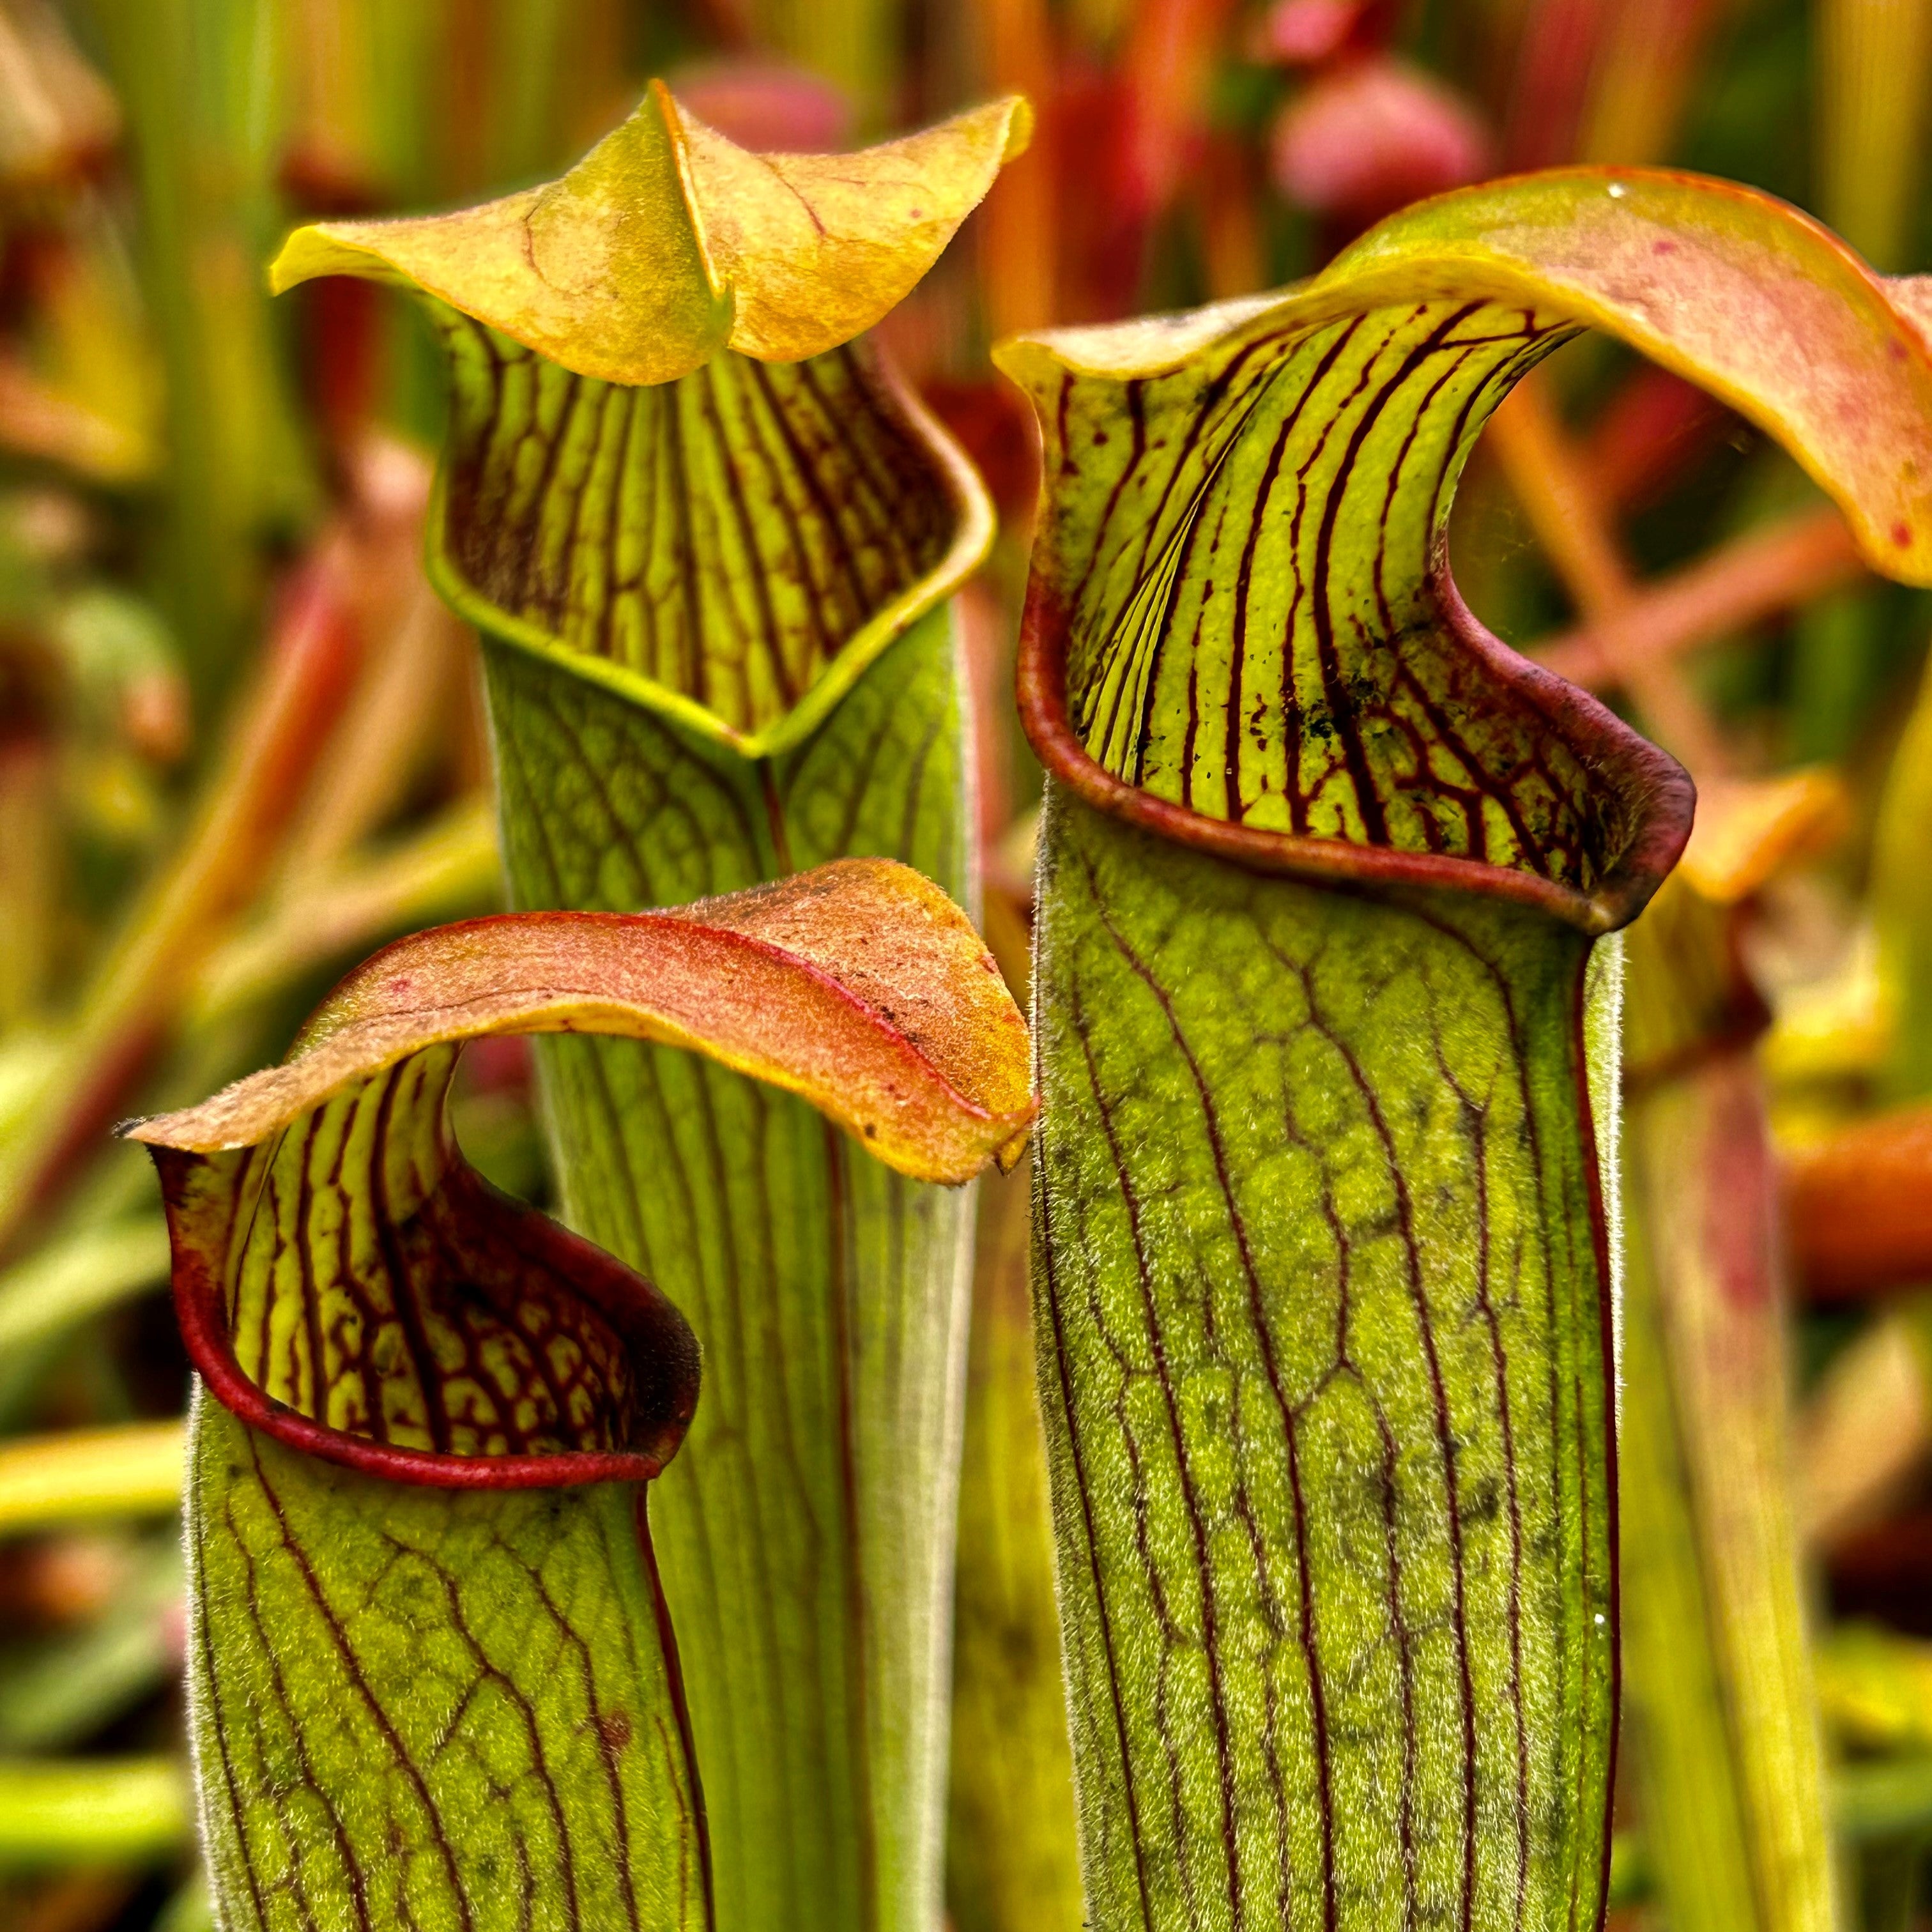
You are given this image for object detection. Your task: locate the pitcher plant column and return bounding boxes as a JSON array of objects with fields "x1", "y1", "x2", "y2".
[
  {"x1": 272, "y1": 85, "x2": 1032, "y2": 1932},
  {"x1": 132, "y1": 863, "x2": 1034, "y2": 1932},
  {"x1": 999, "y1": 173, "x2": 1932, "y2": 1932}
]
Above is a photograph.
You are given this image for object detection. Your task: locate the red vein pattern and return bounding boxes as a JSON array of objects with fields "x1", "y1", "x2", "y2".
[
  {"x1": 436, "y1": 312, "x2": 962, "y2": 736},
  {"x1": 1002, "y1": 267, "x2": 1667, "y2": 1932},
  {"x1": 156, "y1": 965, "x2": 710, "y2": 1931},
  {"x1": 148, "y1": 1041, "x2": 700, "y2": 1490},
  {"x1": 245, "y1": 1052, "x2": 625, "y2": 1452},
  {"x1": 1031, "y1": 299, "x2": 1602, "y2": 877},
  {"x1": 188, "y1": 1400, "x2": 710, "y2": 1932},
  {"x1": 417, "y1": 206, "x2": 997, "y2": 1929},
  {"x1": 1031, "y1": 798, "x2": 1617, "y2": 1932}
]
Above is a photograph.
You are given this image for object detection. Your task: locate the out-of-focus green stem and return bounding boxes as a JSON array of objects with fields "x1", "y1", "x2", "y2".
[
  {"x1": 946, "y1": 1154, "x2": 1082, "y2": 1932},
  {"x1": 1875, "y1": 647, "x2": 1932, "y2": 1101},
  {"x1": 1816, "y1": 0, "x2": 1932, "y2": 272},
  {"x1": 86, "y1": 0, "x2": 314, "y2": 703},
  {"x1": 1605, "y1": 1756, "x2": 1932, "y2": 1912},
  {"x1": 0, "y1": 1422, "x2": 183, "y2": 1537},
  {"x1": 188, "y1": 792, "x2": 501, "y2": 1023},
  {"x1": 0, "y1": 1757, "x2": 191, "y2": 1870},
  {"x1": 155, "y1": 1871, "x2": 215, "y2": 1932},
  {"x1": 1819, "y1": 1622, "x2": 1932, "y2": 1753},
  {"x1": 0, "y1": 739, "x2": 57, "y2": 1031},
  {"x1": 0, "y1": 1217, "x2": 169, "y2": 1357},
  {"x1": 1607, "y1": 1835, "x2": 1655, "y2": 1909},
  {"x1": 1620, "y1": 873, "x2": 1840, "y2": 1932},
  {"x1": 483, "y1": 0, "x2": 575, "y2": 184},
  {"x1": 1617, "y1": 1193, "x2": 1760, "y2": 1930},
  {"x1": 745, "y1": 0, "x2": 898, "y2": 126},
  {"x1": 1837, "y1": 1756, "x2": 1932, "y2": 1843}
]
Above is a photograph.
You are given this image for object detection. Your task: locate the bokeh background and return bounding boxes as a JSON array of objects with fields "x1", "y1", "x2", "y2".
[{"x1": 4, "y1": 1, "x2": 1932, "y2": 1928}]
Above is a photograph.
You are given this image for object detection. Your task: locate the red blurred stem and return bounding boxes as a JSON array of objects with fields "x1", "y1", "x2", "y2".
[
  {"x1": 1579, "y1": 0, "x2": 1727, "y2": 168},
  {"x1": 0, "y1": 548, "x2": 364, "y2": 1255},
  {"x1": 1048, "y1": 0, "x2": 1238, "y2": 321},
  {"x1": 1583, "y1": 364, "x2": 1734, "y2": 514},
  {"x1": 1532, "y1": 507, "x2": 1864, "y2": 691},
  {"x1": 1502, "y1": 0, "x2": 1608, "y2": 169},
  {"x1": 957, "y1": 579, "x2": 1016, "y2": 847},
  {"x1": 301, "y1": 275, "x2": 383, "y2": 462},
  {"x1": 979, "y1": 0, "x2": 1057, "y2": 336},
  {"x1": 1119, "y1": 0, "x2": 1240, "y2": 219}
]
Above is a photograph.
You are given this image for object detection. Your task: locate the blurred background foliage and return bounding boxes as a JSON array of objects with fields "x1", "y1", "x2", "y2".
[{"x1": 3, "y1": 0, "x2": 1932, "y2": 1928}]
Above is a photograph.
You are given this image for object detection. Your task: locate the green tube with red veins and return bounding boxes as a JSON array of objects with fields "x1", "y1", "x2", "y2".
[
  {"x1": 128, "y1": 858, "x2": 1034, "y2": 1932},
  {"x1": 997, "y1": 171, "x2": 1932, "y2": 1932},
  {"x1": 269, "y1": 86, "x2": 1031, "y2": 1932}
]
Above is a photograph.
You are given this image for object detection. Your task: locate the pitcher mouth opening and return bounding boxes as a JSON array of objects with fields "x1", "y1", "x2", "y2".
[
  {"x1": 1017, "y1": 555, "x2": 1694, "y2": 938},
  {"x1": 144, "y1": 1110, "x2": 699, "y2": 1495},
  {"x1": 426, "y1": 336, "x2": 996, "y2": 764}
]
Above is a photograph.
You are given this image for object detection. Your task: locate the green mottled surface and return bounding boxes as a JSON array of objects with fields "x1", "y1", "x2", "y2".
[
  {"x1": 185, "y1": 283, "x2": 987, "y2": 1932},
  {"x1": 1010, "y1": 275, "x2": 1631, "y2": 1932},
  {"x1": 429, "y1": 238, "x2": 991, "y2": 1932},
  {"x1": 187, "y1": 1395, "x2": 705, "y2": 1932},
  {"x1": 249, "y1": 102, "x2": 1008, "y2": 1932},
  {"x1": 399, "y1": 190, "x2": 992, "y2": 1926},
  {"x1": 1031, "y1": 790, "x2": 1618, "y2": 1932},
  {"x1": 485, "y1": 574, "x2": 974, "y2": 1932}
]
